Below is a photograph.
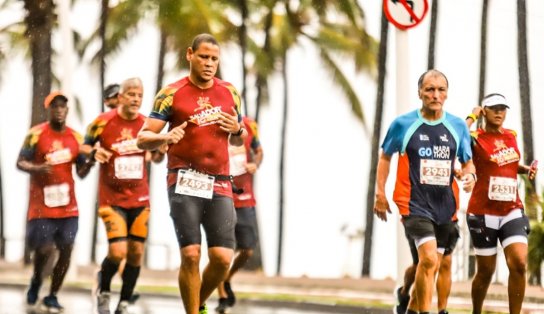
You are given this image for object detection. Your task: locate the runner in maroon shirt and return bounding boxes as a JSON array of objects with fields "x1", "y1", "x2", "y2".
[
  {"x1": 83, "y1": 78, "x2": 164, "y2": 314},
  {"x1": 465, "y1": 93, "x2": 537, "y2": 314},
  {"x1": 17, "y1": 92, "x2": 93, "y2": 312},
  {"x1": 137, "y1": 33, "x2": 246, "y2": 314},
  {"x1": 216, "y1": 116, "x2": 263, "y2": 313}
]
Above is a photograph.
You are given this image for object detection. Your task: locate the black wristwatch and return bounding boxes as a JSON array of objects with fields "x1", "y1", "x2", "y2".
[{"x1": 232, "y1": 126, "x2": 244, "y2": 136}]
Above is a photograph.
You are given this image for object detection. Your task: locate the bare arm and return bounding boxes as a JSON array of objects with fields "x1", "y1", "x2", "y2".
[
  {"x1": 16, "y1": 155, "x2": 51, "y2": 175},
  {"x1": 137, "y1": 118, "x2": 186, "y2": 151},
  {"x1": 373, "y1": 152, "x2": 392, "y2": 222},
  {"x1": 465, "y1": 107, "x2": 483, "y2": 129},
  {"x1": 246, "y1": 146, "x2": 263, "y2": 174}
]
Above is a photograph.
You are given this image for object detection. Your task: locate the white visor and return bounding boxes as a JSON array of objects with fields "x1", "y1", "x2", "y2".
[{"x1": 482, "y1": 94, "x2": 509, "y2": 108}]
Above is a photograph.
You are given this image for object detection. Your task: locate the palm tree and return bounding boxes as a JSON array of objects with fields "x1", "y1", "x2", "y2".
[
  {"x1": 362, "y1": 10, "x2": 389, "y2": 277},
  {"x1": 427, "y1": 0, "x2": 438, "y2": 69},
  {"x1": 516, "y1": 0, "x2": 538, "y2": 285},
  {"x1": 23, "y1": 0, "x2": 55, "y2": 126},
  {"x1": 264, "y1": 0, "x2": 377, "y2": 274},
  {"x1": 477, "y1": 0, "x2": 489, "y2": 129}
]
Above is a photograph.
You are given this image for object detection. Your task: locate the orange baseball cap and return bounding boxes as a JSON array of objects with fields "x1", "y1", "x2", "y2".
[{"x1": 44, "y1": 91, "x2": 68, "y2": 108}]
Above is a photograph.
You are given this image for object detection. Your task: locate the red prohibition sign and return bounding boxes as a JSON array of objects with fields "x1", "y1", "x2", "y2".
[{"x1": 384, "y1": 0, "x2": 429, "y2": 30}]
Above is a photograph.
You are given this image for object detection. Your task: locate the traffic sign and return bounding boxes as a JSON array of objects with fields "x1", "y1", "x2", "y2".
[{"x1": 384, "y1": 0, "x2": 429, "y2": 30}]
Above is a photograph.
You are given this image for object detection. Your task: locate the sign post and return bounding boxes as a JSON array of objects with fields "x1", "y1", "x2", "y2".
[{"x1": 383, "y1": 0, "x2": 428, "y2": 285}]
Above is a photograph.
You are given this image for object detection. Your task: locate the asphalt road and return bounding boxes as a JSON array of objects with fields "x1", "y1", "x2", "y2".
[{"x1": 0, "y1": 286, "x2": 392, "y2": 314}]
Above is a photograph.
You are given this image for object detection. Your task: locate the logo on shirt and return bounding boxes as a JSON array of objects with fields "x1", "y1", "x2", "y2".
[
  {"x1": 490, "y1": 147, "x2": 519, "y2": 166},
  {"x1": 189, "y1": 97, "x2": 223, "y2": 126},
  {"x1": 418, "y1": 145, "x2": 451, "y2": 159},
  {"x1": 440, "y1": 134, "x2": 449, "y2": 142},
  {"x1": 46, "y1": 140, "x2": 72, "y2": 165},
  {"x1": 493, "y1": 140, "x2": 508, "y2": 152},
  {"x1": 112, "y1": 128, "x2": 143, "y2": 155},
  {"x1": 419, "y1": 134, "x2": 429, "y2": 141}
]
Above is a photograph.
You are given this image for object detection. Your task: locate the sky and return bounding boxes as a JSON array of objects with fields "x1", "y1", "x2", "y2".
[{"x1": 1, "y1": 0, "x2": 543, "y2": 282}]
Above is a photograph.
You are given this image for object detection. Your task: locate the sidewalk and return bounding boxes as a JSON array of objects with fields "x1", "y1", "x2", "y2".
[{"x1": 1, "y1": 260, "x2": 543, "y2": 313}]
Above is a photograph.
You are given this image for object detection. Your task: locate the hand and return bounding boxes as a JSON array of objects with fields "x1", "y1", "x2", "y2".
[
  {"x1": 94, "y1": 147, "x2": 113, "y2": 163},
  {"x1": 245, "y1": 162, "x2": 258, "y2": 174},
  {"x1": 462, "y1": 173, "x2": 476, "y2": 192},
  {"x1": 453, "y1": 169, "x2": 463, "y2": 180},
  {"x1": 33, "y1": 163, "x2": 52, "y2": 174},
  {"x1": 218, "y1": 108, "x2": 241, "y2": 134},
  {"x1": 166, "y1": 121, "x2": 187, "y2": 144},
  {"x1": 158, "y1": 143, "x2": 169, "y2": 154},
  {"x1": 472, "y1": 106, "x2": 483, "y2": 118},
  {"x1": 528, "y1": 165, "x2": 538, "y2": 180},
  {"x1": 373, "y1": 194, "x2": 391, "y2": 222}
]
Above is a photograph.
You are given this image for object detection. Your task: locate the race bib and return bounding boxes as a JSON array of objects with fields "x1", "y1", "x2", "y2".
[
  {"x1": 488, "y1": 176, "x2": 517, "y2": 201},
  {"x1": 43, "y1": 183, "x2": 70, "y2": 207},
  {"x1": 175, "y1": 169, "x2": 215, "y2": 199},
  {"x1": 114, "y1": 156, "x2": 144, "y2": 179},
  {"x1": 229, "y1": 145, "x2": 247, "y2": 176},
  {"x1": 420, "y1": 159, "x2": 451, "y2": 186}
]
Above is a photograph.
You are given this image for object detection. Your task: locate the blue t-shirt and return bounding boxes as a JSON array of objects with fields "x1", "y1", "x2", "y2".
[{"x1": 381, "y1": 109, "x2": 472, "y2": 224}]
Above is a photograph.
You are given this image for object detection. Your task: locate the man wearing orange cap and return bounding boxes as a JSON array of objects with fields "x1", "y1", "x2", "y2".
[{"x1": 17, "y1": 92, "x2": 94, "y2": 313}]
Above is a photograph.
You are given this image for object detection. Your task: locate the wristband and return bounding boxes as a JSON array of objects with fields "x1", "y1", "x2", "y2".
[
  {"x1": 89, "y1": 149, "x2": 97, "y2": 162},
  {"x1": 232, "y1": 126, "x2": 244, "y2": 136},
  {"x1": 466, "y1": 113, "x2": 478, "y2": 121}
]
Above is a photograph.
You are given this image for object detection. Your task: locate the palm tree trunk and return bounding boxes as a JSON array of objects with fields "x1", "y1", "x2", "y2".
[
  {"x1": 254, "y1": 11, "x2": 273, "y2": 123},
  {"x1": 155, "y1": 29, "x2": 167, "y2": 94},
  {"x1": 238, "y1": 0, "x2": 249, "y2": 115},
  {"x1": 362, "y1": 9, "x2": 389, "y2": 277},
  {"x1": 24, "y1": 0, "x2": 54, "y2": 127},
  {"x1": 517, "y1": 0, "x2": 539, "y2": 285},
  {"x1": 478, "y1": 0, "x2": 489, "y2": 105},
  {"x1": 277, "y1": 51, "x2": 288, "y2": 276},
  {"x1": 427, "y1": 0, "x2": 438, "y2": 69}
]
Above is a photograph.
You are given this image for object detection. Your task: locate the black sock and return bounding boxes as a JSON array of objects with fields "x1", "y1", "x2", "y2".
[
  {"x1": 99, "y1": 257, "x2": 119, "y2": 293},
  {"x1": 438, "y1": 310, "x2": 449, "y2": 314},
  {"x1": 406, "y1": 310, "x2": 418, "y2": 314},
  {"x1": 419, "y1": 312, "x2": 430, "y2": 314},
  {"x1": 120, "y1": 263, "x2": 140, "y2": 301}
]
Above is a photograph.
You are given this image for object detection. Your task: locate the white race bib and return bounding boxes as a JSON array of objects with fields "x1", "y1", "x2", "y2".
[
  {"x1": 43, "y1": 183, "x2": 70, "y2": 207},
  {"x1": 229, "y1": 145, "x2": 247, "y2": 176},
  {"x1": 175, "y1": 169, "x2": 215, "y2": 199},
  {"x1": 114, "y1": 156, "x2": 144, "y2": 179},
  {"x1": 420, "y1": 159, "x2": 451, "y2": 186},
  {"x1": 488, "y1": 176, "x2": 517, "y2": 201}
]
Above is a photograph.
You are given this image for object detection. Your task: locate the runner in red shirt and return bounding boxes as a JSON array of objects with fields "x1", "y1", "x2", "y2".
[
  {"x1": 83, "y1": 78, "x2": 164, "y2": 314},
  {"x1": 137, "y1": 33, "x2": 246, "y2": 314},
  {"x1": 17, "y1": 92, "x2": 93, "y2": 312},
  {"x1": 465, "y1": 93, "x2": 537, "y2": 314},
  {"x1": 216, "y1": 116, "x2": 263, "y2": 313}
]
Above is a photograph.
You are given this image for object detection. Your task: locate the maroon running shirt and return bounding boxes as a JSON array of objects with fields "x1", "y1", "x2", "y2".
[
  {"x1": 150, "y1": 77, "x2": 243, "y2": 198},
  {"x1": 84, "y1": 110, "x2": 150, "y2": 208}
]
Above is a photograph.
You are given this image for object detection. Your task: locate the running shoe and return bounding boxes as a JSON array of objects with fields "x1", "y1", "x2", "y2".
[
  {"x1": 223, "y1": 282, "x2": 236, "y2": 306},
  {"x1": 215, "y1": 298, "x2": 229, "y2": 313},
  {"x1": 96, "y1": 291, "x2": 111, "y2": 314},
  {"x1": 394, "y1": 286, "x2": 410, "y2": 314},
  {"x1": 41, "y1": 295, "x2": 64, "y2": 313},
  {"x1": 199, "y1": 304, "x2": 208, "y2": 314},
  {"x1": 26, "y1": 278, "x2": 41, "y2": 305},
  {"x1": 114, "y1": 301, "x2": 129, "y2": 314},
  {"x1": 128, "y1": 292, "x2": 140, "y2": 304}
]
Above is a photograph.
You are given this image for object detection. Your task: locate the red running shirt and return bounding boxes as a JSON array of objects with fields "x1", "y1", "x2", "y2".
[
  {"x1": 19, "y1": 123, "x2": 83, "y2": 220},
  {"x1": 84, "y1": 110, "x2": 150, "y2": 208},
  {"x1": 467, "y1": 128, "x2": 524, "y2": 215},
  {"x1": 150, "y1": 77, "x2": 242, "y2": 198},
  {"x1": 230, "y1": 117, "x2": 261, "y2": 208}
]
